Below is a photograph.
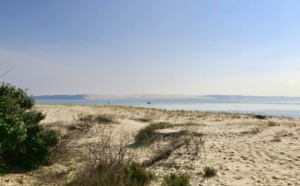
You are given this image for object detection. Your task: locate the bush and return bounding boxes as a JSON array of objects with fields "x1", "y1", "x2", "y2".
[
  {"x1": 123, "y1": 162, "x2": 154, "y2": 186},
  {"x1": 0, "y1": 83, "x2": 59, "y2": 170},
  {"x1": 203, "y1": 166, "x2": 217, "y2": 178},
  {"x1": 268, "y1": 121, "x2": 278, "y2": 127},
  {"x1": 78, "y1": 114, "x2": 114, "y2": 124},
  {"x1": 253, "y1": 115, "x2": 267, "y2": 119},
  {"x1": 161, "y1": 173, "x2": 190, "y2": 186},
  {"x1": 69, "y1": 162, "x2": 153, "y2": 186},
  {"x1": 135, "y1": 122, "x2": 171, "y2": 145},
  {"x1": 67, "y1": 127, "x2": 154, "y2": 186}
]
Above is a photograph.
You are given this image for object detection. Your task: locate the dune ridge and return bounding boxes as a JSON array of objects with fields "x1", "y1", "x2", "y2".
[{"x1": 1, "y1": 104, "x2": 300, "y2": 185}]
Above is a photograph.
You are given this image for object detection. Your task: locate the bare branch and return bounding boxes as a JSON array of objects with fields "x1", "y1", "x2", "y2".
[{"x1": 0, "y1": 66, "x2": 15, "y2": 79}]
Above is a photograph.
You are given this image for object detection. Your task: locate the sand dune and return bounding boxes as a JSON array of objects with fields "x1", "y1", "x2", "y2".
[{"x1": 1, "y1": 104, "x2": 300, "y2": 186}]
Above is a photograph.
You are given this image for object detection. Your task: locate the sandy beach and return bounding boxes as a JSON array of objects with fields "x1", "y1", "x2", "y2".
[{"x1": 1, "y1": 104, "x2": 300, "y2": 186}]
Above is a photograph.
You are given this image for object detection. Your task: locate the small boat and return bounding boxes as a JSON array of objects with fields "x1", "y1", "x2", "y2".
[{"x1": 147, "y1": 102, "x2": 151, "y2": 104}]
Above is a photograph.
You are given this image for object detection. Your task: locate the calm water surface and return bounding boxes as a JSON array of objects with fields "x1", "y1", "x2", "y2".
[{"x1": 36, "y1": 97, "x2": 300, "y2": 118}]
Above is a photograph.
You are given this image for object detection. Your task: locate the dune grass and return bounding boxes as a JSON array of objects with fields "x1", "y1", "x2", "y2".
[
  {"x1": 161, "y1": 173, "x2": 190, "y2": 186},
  {"x1": 134, "y1": 122, "x2": 172, "y2": 145},
  {"x1": 203, "y1": 166, "x2": 217, "y2": 178}
]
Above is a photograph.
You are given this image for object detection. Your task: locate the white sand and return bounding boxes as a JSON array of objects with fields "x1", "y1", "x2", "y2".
[{"x1": 1, "y1": 104, "x2": 300, "y2": 186}]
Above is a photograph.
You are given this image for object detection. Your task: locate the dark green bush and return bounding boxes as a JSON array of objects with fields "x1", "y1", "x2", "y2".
[
  {"x1": 134, "y1": 122, "x2": 171, "y2": 145},
  {"x1": 0, "y1": 83, "x2": 59, "y2": 170},
  {"x1": 203, "y1": 166, "x2": 217, "y2": 178},
  {"x1": 123, "y1": 162, "x2": 154, "y2": 186},
  {"x1": 161, "y1": 173, "x2": 190, "y2": 186},
  {"x1": 253, "y1": 115, "x2": 267, "y2": 119}
]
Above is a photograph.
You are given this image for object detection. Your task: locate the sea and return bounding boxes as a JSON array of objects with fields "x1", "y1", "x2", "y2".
[{"x1": 36, "y1": 96, "x2": 300, "y2": 118}]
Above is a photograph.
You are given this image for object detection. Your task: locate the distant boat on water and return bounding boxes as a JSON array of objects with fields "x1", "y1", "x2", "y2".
[{"x1": 147, "y1": 102, "x2": 151, "y2": 104}]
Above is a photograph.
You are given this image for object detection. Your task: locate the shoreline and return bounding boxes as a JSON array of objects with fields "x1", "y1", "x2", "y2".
[{"x1": 36, "y1": 103, "x2": 300, "y2": 119}]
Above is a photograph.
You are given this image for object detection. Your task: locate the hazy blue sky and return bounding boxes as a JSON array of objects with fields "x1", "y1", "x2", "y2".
[{"x1": 1, "y1": 0, "x2": 300, "y2": 96}]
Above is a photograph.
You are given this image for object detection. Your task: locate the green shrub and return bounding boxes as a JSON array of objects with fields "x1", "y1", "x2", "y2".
[
  {"x1": 67, "y1": 128, "x2": 153, "y2": 186},
  {"x1": 135, "y1": 122, "x2": 171, "y2": 145},
  {"x1": 68, "y1": 162, "x2": 153, "y2": 186},
  {"x1": 78, "y1": 114, "x2": 114, "y2": 124},
  {"x1": 123, "y1": 162, "x2": 154, "y2": 186},
  {"x1": 161, "y1": 173, "x2": 190, "y2": 186},
  {"x1": 268, "y1": 121, "x2": 278, "y2": 127},
  {"x1": 203, "y1": 166, "x2": 217, "y2": 178},
  {"x1": 0, "y1": 83, "x2": 59, "y2": 170}
]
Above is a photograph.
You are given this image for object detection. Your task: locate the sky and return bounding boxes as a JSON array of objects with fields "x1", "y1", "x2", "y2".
[{"x1": 1, "y1": 0, "x2": 300, "y2": 96}]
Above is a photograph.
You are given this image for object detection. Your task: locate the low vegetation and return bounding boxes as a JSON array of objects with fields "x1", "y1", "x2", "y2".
[
  {"x1": 132, "y1": 117, "x2": 152, "y2": 123},
  {"x1": 143, "y1": 129, "x2": 206, "y2": 166},
  {"x1": 183, "y1": 131, "x2": 206, "y2": 156},
  {"x1": 66, "y1": 124, "x2": 154, "y2": 186},
  {"x1": 271, "y1": 134, "x2": 281, "y2": 142},
  {"x1": 123, "y1": 162, "x2": 154, "y2": 186},
  {"x1": 203, "y1": 166, "x2": 217, "y2": 178},
  {"x1": 78, "y1": 114, "x2": 115, "y2": 124},
  {"x1": 134, "y1": 122, "x2": 172, "y2": 145},
  {"x1": 144, "y1": 145, "x2": 180, "y2": 167},
  {"x1": 240, "y1": 126, "x2": 263, "y2": 135},
  {"x1": 161, "y1": 173, "x2": 190, "y2": 186},
  {"x1": 3, "y1": 83, "x2": 299, "y2": 185},
  {"x1": 253, "y1": 115, "x2": 267, "y2": 119},
  {"x1": 268, "y1": 121, "x2": 278, "y2": 127},
  {"x1": 68, "y1": 162, "x2": 153, "y2": 186}
]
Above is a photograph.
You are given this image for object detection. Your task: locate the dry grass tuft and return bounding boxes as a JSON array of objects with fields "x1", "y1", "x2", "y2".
[
  {"x1": 134, "y1": 122, "x2": 172, "y2": 145},
  {"x1": 78, "y1": 114, "x2": 116, "y2": 124},
  {"x1": 268, "y1": 121, "x2": 279, "y2": 127},
  {"x1": 132, "y1": 117, "x2": 152, "y2": 123},
  {"x1": 203, "y1": 166, "x2": 217, "y2": 178},
  {"x1": 67, "y1": 126, "x2": 154, "y2": 186},
  {"x1": 240, "y1": 126, "x2": 263, "y2": 135},
  {"x1": 142, "y1": 129, "x2": 206, "y2": 166}
]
